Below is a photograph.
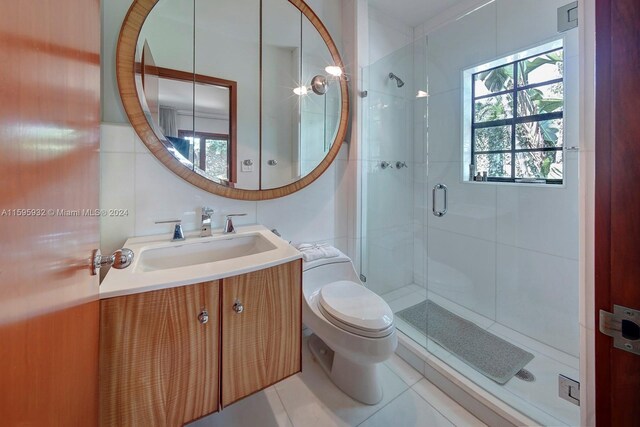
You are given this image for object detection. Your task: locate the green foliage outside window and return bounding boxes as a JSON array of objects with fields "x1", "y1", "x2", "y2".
[{"x1": 472, "y1": 48, "x2": 564, "y2": 182}]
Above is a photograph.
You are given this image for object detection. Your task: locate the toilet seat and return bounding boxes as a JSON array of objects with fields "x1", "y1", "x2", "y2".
[{"x1": 318, "y1": 281, "x2": 394, "y2": 338}]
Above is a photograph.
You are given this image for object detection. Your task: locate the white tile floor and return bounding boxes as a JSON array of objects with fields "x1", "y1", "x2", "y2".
[
  {"x1": 383, "y1": 284, "x2": 581, "y2": 427},
  {"x1": 188, "y1": 335, "x2": 485, "y2": 427}
]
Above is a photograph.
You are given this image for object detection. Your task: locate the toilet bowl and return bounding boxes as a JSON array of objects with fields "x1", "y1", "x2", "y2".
[{"x1": 302, "y1": 251, "x2": 397, "y2": 405}]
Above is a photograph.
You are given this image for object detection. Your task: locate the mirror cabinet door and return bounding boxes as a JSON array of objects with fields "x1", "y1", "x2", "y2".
[
  {"x1": 194, "y1": 0, "x2": 260, "y2": 190},
  {"x1": 261, "y1": 0, "x2": 303, "y2": 189},
  {"x1": 136, "y1": 0, "x2": 195, "y2": 169},
  {"x1": 300, "y1": 15, "x2": 342, "y2": 180}
]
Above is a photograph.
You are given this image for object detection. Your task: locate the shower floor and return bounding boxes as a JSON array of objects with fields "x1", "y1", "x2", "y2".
[{"x1": 380, "y1": 284, "x2": 580, "y2": 427}]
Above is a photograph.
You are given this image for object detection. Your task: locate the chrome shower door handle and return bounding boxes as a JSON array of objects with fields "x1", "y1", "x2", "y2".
[{"x1": 432, "y1": 183, "x2": 448, "y2": 217}]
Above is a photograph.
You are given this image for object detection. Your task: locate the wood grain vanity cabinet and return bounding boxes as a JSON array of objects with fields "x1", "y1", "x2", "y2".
[
  {"x1": 99, "y1": 281, "x2": 220, "y2": 426},
  {"x1": 99, "y1": 259, "x2": 301, "y2": 426},
  {"x1": 221, "y1": 260, "x2": 302, "y2": 407}
]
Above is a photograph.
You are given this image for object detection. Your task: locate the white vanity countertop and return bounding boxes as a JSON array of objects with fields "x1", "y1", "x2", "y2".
[{"x1": 99, "y1": 224, "x2": 302, "y2": 299}]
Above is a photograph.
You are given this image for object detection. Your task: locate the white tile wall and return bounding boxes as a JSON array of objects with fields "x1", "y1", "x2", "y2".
[
  {"x1": 425, "y1": 89, "x2": 462, "y2": 163},
  {"x1": 495, "y1": 0, "x2": 574, "y2": 56},
  {"x1": 368, "y1": 7, "x2": 413, "y2": 66},
  {"x1": 496, "y1": 244, "x2": 579, "y2": 356},
  {"x1": 364, "y1": 224, "x2": 414, "y2": 295},
  {"x1": 426, "y1": 2, "x2": 497, "y2": 96},
  {"x1": 365, "y1": 92, "x2": 412, "y2": 162},
  {"x1": 99, "y1": 123, "x2": 352, "y2": 273},
  {"x1": 426, "y1": 228, "x2": 497, "y2": 319},
  {"x1": 495, "y1": 157, "x2": 579, "y2": 260}
]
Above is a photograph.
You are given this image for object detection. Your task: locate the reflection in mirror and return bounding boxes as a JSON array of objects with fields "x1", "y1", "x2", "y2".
[
  {"x1": 261, "y1": 1, "x2": 343, "y2": 189},
  {"x1": 136, "y1": 0, "x2": 196, "y2": 171},
  {"x1": 156, "y1": 74, "x2": 235, "y2": 183},
  {"x1": 136, "y1": 0, "x2": 258, "y2": 189},
  {"x1": 195, "y1": 0, "x2": 260, "y2": 190},
  {"x1": 261, "y1": 0, "x2": 302, "y2": 189},
  {"x1": 300, "y1": 15, "x2": 342, "y2": 178}
]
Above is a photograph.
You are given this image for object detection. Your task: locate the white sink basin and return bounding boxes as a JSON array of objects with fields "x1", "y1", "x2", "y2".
[
  {"x1": 99, "y1": 225, "x2": 302, "y2": 299},
  {"x1": 135, "y1": 233, "x2": 277, "y2": 272}
]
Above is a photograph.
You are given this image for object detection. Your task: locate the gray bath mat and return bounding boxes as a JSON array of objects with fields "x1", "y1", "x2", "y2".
[{"x1": 396, "y1": 300, "x2": 534, "y2": 384}]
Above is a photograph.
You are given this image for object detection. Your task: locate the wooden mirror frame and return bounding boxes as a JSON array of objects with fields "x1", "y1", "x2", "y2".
[{"x1": 117, "y1": 0, "x2": 349, "y2": 200}]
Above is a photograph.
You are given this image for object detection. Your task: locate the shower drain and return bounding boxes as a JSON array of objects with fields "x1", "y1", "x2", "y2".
[{"x1": 515, "y1": 368, "x2": 536, "y2": 382}]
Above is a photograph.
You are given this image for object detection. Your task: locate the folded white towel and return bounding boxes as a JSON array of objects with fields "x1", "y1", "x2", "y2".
[
  {"x1": 294, "y1": 242, "x2": 328, "y2": 250},
  {"x1": 295, "y1": 243, "x2": 340, "y2": 262}
]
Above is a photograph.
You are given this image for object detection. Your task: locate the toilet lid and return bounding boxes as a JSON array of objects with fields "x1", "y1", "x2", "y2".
[{"x1": 319, "y1": 281, "x2": 394, "y2": 333}]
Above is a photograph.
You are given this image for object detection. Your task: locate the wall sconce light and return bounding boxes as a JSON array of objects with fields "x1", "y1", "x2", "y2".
[{"x1": 311, "y1": 75, "x2": 328, "y2": 95}]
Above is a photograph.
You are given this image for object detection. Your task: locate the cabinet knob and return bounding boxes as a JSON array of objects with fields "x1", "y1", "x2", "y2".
[
  {"x1": 232, "y1": 300, "x2": 244, "y2": 314},
  {"x1": 198, "y1": 309, "x2": 209, "y2": 324}
]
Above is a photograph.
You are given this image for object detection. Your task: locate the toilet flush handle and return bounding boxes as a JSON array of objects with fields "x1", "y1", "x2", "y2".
[{"x1": 232, "y1": 299, "x2": 244, "y2": 314}]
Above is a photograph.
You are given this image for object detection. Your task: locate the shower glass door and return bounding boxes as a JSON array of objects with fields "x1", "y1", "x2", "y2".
[{"x1": 360, "y1": 39, "x2": 426, "y2": 347}]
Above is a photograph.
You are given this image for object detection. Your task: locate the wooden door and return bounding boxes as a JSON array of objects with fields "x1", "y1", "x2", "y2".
[
  {"x1": 0, "y1": 0, "x2": 101, "y2": 425},
  {"x1": 221, "y1": 260, "x2": 302, "y2": 407},
  {"x1": 595, "y1": 0, "x2": 640, "y2": 425},
  {"x1": 99, "y1": 282, "x2": 220, "y2": 426}
]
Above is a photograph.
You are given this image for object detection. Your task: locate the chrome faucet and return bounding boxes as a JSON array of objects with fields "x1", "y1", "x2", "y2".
[
  {"x1": 200, "y1": 207, "x2": 215, "y2": 237},
  {"x1": 155, "y1": 219, "x2": 185, "y2": 242},
  {"x1": 223, "y1": 213, "x2": 247, "y2": 234}
]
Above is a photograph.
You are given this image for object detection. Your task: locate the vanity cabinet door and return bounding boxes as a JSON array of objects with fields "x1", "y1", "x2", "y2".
[
  {"x1": 99, "y1": 282, "x2": 220, "y2": 427},
  {"x1": 221, "y1": 260, "x2": 302, "y2": 407}
]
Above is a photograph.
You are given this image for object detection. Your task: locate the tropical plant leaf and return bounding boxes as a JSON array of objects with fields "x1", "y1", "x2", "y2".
[
  {"x1": 521, "y1": 53, "x2": 562, "y2": 73},
  {"x1": 478, "y1": 66, "x2": 513, "y2": 93},
  {"x1": 535, "y1": 99, "x2": 563, "y2": 113},
  {"x1": 539, "y1": 120, "x2": 561, "y2": 145}
]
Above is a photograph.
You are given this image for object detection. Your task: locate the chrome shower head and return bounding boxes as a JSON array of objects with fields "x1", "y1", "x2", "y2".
[{"x1": 388, "y1": 72, "x2": 405, "y2": 88}]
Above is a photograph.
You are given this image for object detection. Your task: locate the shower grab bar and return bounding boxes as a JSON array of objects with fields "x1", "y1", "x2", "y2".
[{"x1": 432, "y1": 184, "x2": 448, "y2": 217}]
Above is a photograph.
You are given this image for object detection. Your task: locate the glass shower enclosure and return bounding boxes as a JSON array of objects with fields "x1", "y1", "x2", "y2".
[{"x1": 359, "y1": 2, "x2": 580, "y2": 425}]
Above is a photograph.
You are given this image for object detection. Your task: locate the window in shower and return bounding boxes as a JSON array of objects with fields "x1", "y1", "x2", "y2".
[{"x1": 464, "y1": 41, "x2": 564, "y2": 184}]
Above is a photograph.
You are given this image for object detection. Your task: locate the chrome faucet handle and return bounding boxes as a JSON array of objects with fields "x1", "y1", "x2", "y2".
[
  {"x1": 155, "y1": 219, "x2": 185, "y2": 241},
  {"x1": 223, "y1": 213, "x2": 247, "y2": 234}
]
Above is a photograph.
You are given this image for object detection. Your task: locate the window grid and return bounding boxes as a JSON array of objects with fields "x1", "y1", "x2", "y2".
[
  {"x1": 471, "y1": 47, "x2": 563, "y2": 184},
  {"x1": 178, "y1": 130, "x2": 231, "y2": 181}
]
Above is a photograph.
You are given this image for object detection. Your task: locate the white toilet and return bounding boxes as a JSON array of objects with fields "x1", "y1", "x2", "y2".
[{"x1": 302, "y1": 250, "x2": 397, "y2": 405}]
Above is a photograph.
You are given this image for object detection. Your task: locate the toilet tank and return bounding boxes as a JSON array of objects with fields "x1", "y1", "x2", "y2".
[{"x1": 302, "y1": 252, "x2": 361, "y2": 292}]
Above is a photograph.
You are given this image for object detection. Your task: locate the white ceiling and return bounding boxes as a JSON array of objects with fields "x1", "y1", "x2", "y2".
[{"x1": 368, "y1": 0, "x2": 471, "y2": 27}]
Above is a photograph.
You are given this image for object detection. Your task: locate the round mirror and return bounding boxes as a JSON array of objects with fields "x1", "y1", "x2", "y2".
[{"x1": 117, "y1": 0, "x2": 349, "y2": 200}]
